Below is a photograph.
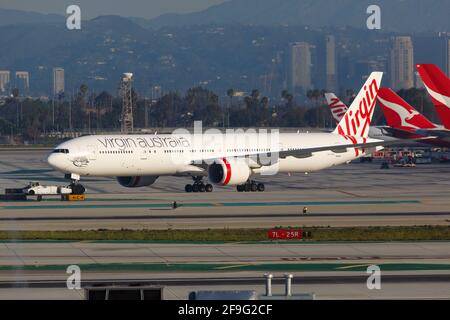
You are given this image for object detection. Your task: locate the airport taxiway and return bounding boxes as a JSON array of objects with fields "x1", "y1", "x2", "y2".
[
  {"x1": 1, "y1": 240, "x2": 450, "y2": 266},
  {"x1": 1, "y1": 150, "x2": 450, "y2": 230},
  {"x1": 0, "y1": 240, "x2": 449, "y2": 299},
  {"x1": 1, "y1": 149, "x2": 450, "y2": 299}
]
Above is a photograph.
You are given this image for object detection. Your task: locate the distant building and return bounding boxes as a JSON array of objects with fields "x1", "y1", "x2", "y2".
[
  {"x1": 15, "y1": 71, "x2": 30, "y2": 95},
  {"x1": 390, "y1": 36, "x2": 414, "y2": 90},
  {"x1": 448, "y1": 39, "x2": 450, "y2": 77},
  {"x1": 0, "y1": 70, "x2": 10, "y2": 94},
  {"x1": 415, "y1": 71, "x2": 425, "y2": 89},
  {"x1": 288, "y1": 42, "x2": 312, "y2": 95},
  {"x1": 414, "y1": 35, "x2": 448, "y2": 78},
  {"x1": 151, "y1": 85, "x2": 162, "y2": 101},
  {"x1": 325, "y1": 35, "x2": 338, "y2": 92},
  {"x1": 53, "y1": 68, "x2": 65, "y2": 95}
]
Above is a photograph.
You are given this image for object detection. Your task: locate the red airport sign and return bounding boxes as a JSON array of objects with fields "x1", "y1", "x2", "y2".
[{"x1": 268, "y1": 229, "x2": 303, "y2": 240}]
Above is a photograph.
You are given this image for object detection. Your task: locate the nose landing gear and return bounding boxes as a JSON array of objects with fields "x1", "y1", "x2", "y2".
[
  {"x1": 236, "y1": 180, "x2": 265, "y2": 192},
  {"x1": 185, "y1": 176, "x2": 213, "y2": 193},
  {"x1": 70, "y1": 183, "x2": 86, "y2": 195},
  {"x1": 65, "y1": 173, "x2": 86, "y2": 195}
]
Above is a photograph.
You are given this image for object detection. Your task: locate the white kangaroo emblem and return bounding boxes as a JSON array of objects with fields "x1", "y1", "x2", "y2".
[{"x1": 378, "y1": 96, "x2": 421, "y2": 129}]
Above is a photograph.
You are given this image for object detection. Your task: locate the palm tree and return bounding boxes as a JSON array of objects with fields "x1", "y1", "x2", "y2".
[
  {"x1": 251, "y1": 89, "x2": 260, "y2": 100},
  {"x1": 11, "y1": 88, "x2": 20, "y2": 127},
  {"x1": 306, "y1": 90, "x2": 313, "y2": 106},
  {"x1": 11, "y1": 88, "x2": 19, "y2": 98},
  {"x1": 261, "y1": 97, "x2": 269, "y2": 109},
  {"x1": 226, "y1": 88, "x2": 234, "y2": 127},
  {"x1": 312, "y1": 89, "x2": 321, "y2": 105}
]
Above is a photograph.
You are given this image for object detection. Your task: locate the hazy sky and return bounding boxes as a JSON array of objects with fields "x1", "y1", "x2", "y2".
[{"x1": 0, "y1": 0, "x2": 226, "y2": 19}]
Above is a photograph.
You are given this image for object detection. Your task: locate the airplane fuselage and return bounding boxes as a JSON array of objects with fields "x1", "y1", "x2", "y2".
[{"x1": 48, "y1": 132, "x2": 379, "y2": 178}]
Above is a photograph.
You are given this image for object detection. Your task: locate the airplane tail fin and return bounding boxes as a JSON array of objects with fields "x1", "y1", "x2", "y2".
[
  {"x1": 325, "y1": 93, "x2": 348, "y2": 124},
  {"x1": 377, "y1": 88, "x2": 436, "y2": 130},
  {"x1": 333, "y1": 72, "x2": 382, "y2": 138},
  {"x1": 416, "y1": 64, "x2": 450, "y2": 129}
]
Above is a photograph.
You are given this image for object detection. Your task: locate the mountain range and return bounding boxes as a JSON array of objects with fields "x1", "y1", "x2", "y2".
[
  {"x1": 0, "y1": 1, "x2": 448, "y2": 98},
  {"x1": 1, "y1": 0, "x2": 450, "y2": 33},
  {"x1": 0, "y1": 8, "x2": 63, "y2": 26},
  {"x1": 143, "y1": 0, "x2": 450, "y2": 33}
]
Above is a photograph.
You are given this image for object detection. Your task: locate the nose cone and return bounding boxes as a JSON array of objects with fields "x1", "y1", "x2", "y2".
[{"x1": 47, "y1": 153, "x2": 66, "y2": 172}]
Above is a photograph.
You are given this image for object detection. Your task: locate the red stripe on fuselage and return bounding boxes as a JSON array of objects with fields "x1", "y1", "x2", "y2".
[{"x1": 223, "y1": 158, "x2": 232, "y2": 185}]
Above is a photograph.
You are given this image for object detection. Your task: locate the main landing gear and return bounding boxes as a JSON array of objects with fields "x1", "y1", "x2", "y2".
[
  {"x1": 236, "y1": 180, "x2": 265, "y2": 192},
  {"x1": 185, "y1": 176, "x2": 213, "y2": 193}
]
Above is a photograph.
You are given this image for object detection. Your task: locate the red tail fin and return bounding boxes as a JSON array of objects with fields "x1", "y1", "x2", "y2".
[
  {"x1": 325, "y1": 93, "x2": 348, "y2": 124},
  {"x1": 416, "y1": 64, "x2": 450, "y2": 129},
  {"x1": 377, "y1": 88, "x2": 436, "y2": 130}
]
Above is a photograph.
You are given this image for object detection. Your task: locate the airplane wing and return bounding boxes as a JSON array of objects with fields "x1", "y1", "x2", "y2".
[
  {"x1": 382, "y1": 126, "x2": 450, "y2": 139},
  {"x1": 189, "y1": 138, "x2": 435, "y2": 166},
  {"x1": 414, "y1": 129, "x2": 450, "y2": 138}
]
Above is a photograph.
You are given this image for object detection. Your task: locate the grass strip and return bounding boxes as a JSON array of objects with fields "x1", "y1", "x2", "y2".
[{"x1": 0, "y1": 225, "x2": 449, "y2": 242}]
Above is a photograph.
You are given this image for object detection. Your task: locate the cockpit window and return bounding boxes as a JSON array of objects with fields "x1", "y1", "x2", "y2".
[{"x1": 52, "y1": 149, "x2": 69, "y2": 154}]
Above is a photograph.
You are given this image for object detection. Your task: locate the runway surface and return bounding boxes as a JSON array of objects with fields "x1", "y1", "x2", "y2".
[
  {"x1": 0, "y1": 240, "x2": 449, "y2": 299},
  {"x1": 1, "y1": 150, "x2": 450, "y2": 230},
  {"x1": 1, "y1": 240, "x2": 450, "y2": 267},
  {"x1": 1, "y1": 149, "x2": 450, "y2": 299}
]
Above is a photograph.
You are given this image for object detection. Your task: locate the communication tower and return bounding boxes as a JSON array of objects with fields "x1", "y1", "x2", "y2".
[{"x1": 120, "y1": 72, "x2": 134, "y2": 132}]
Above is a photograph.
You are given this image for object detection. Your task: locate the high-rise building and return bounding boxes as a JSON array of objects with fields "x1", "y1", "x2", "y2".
[
  {"x1": 325, "y1": 35, "x2": 338, "y2": 92},
  {"x1": 447, "y1": 39, "x2": 450, "y2": 77},
  {"x1": 415, "y1": 71, "x2": 425, "y2": 89},
  {"x1": 414, "y1": 35, "x2": 448, "y2": 77},
  {"x1": 53, "y1": 68, "x2": 65, "y2": 95},
  {"x1": 15, "y1": 71, "x2": 30, "y2": 95},
  {"x1": 288, "y1": 42, "x2": 312, "y2": 95},
  {"x1": 390, "y1": 36, "x2": 414, "y2": 90},
  {"x1": 0, "y1": 70, "x2": 10, "y2": 94}
]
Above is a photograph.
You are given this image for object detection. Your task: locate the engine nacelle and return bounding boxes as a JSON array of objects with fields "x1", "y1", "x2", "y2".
[
  {"x1": 208, "y1": 158, "x2": 251, "y2": 186},
  {"x1": 117, "y1": 176, "x2": 158, "y2": 188}
]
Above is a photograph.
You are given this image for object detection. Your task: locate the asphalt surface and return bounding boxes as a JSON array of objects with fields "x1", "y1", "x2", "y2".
[
  {"x1": 1, "y1": 149, "x2": 450, "y2": 299},
  {"x1": 1, "y1": 150, "x2": 450, "y2": 229}
]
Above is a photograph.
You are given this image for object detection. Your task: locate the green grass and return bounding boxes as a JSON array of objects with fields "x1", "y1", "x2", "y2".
[{"x1": 0, "y1": 225, "x2": 449, "y2": 242}]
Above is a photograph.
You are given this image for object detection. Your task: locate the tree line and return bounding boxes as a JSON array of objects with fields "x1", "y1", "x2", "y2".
[{"x1": 0, "y1": 85, "x2": 439, "y2": 143}]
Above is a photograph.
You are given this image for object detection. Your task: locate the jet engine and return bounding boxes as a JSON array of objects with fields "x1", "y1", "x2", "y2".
[
  {"x1": 208, "y1": 158, "x2": 251, "y2": 186},
  {"x1": 116, "y1": 176, "x2": 159, "y2": 188}
]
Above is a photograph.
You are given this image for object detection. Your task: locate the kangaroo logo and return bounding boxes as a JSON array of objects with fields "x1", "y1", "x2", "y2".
[{"x1": 378, "y1": 96, "x2": 421, "y2": 129}]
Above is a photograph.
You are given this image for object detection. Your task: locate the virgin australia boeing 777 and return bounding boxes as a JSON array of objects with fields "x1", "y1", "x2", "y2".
[{"x1": 48, "y1": 72, "x2": 390, "y2": 194}]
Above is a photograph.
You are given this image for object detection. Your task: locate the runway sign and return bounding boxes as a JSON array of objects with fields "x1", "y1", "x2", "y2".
[{"x1": 268, "y1": 229, "x2": 303, "y2": 240}]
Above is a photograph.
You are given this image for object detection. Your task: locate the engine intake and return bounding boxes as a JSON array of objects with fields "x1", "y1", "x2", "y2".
[
  {"x1": 208, "y1": 158, "x2": 251, "y2": 186},
  {"x1": 117, "y1": 176, "x2": 158, "y2": 188}
]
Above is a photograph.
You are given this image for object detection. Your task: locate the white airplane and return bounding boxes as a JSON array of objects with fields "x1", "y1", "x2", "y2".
[
  {"x1": 48, "y1": 72, "x2": 392, "y2": 194},
  {"x1": 324, "y1": 92, "x2": 396, "y2": 141}
]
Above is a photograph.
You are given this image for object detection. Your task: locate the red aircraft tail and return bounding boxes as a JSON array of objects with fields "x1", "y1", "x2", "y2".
[
  {"x1": 377, "y1": 88, "x2": 436, "y2": 130},
  {"x1": 416, "y1": 64, "x2": 450, "y2": 129}
]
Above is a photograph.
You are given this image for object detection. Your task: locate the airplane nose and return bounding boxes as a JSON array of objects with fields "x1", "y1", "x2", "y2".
[{"x1": 47, "y1": 153, "x2": 65, "y2": 171}]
